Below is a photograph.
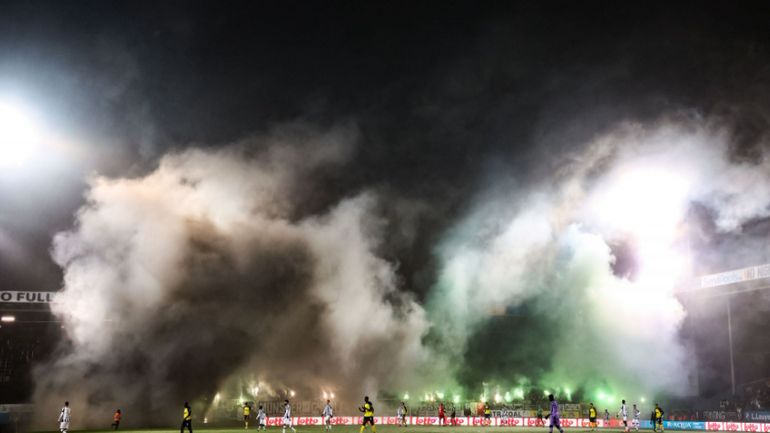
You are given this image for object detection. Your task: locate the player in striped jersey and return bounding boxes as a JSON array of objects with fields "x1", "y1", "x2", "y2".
[{"x1": 283, "y1": 400, "x2": 297, "y2": 433}]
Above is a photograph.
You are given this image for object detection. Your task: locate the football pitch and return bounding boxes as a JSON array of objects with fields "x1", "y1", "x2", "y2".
[{"x1": 33, "y1": 427, "x2": 701, "y2": 433}]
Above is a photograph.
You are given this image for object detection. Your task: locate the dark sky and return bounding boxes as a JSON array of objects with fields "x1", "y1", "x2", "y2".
[{"x1": 1, "y1": 0, "x2": 768, "y2": 295}]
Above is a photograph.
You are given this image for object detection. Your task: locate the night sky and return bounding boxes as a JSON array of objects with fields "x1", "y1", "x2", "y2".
[{"x1": 1, "y1": 1, "x2": 768, "y2": 293}]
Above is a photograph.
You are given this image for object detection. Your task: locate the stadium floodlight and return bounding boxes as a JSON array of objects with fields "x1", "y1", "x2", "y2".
[
  {"x1": 0, "y1": 101, "x2": 41, "y2": 168},
  {"x1": 1, "y1": 315, "x2": 15, "y2": 323},
  {"x1": 640, "y1": 397, "x2": 646, "y2": 403},
  {"x1": 403, "y1": 393, "x2": 409, "y2": 400}
]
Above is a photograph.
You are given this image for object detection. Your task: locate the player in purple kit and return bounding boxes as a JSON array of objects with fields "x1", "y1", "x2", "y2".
[{"x1": 545, "y1": 394, "x2": 564, "y2": 433}]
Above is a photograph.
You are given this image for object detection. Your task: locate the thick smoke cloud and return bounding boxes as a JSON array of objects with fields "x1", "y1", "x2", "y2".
[
  {"x1": 34, "y1": 125, "x2": 431, "y2": 427},
  {"x1": 34, "y1": 113, "x2": 770, "y2": 427},
  {"x1": 426, "y1": 116, "x2": 770, "y2": 401}
]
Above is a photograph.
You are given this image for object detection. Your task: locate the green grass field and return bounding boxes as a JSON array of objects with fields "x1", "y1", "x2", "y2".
[{"x1": 33, "y1": 427, "x2": 702, "y2": 433}]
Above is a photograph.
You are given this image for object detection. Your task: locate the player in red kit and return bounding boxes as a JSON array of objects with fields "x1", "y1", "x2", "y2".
[{"x1": 438, "y1": 403, "x2": 446, "y2": 426}]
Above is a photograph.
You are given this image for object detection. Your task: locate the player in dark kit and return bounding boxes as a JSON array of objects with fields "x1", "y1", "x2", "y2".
[
  {"x1": 654, "y1": 404, "x2": 664, "y2": 432},
  {"x1": 181, "y1": 402, "x2": 192, "y2": 433},
  {"x1": 243, "y1": 402, "x2": 251, "y2": 429},
  {"x1": 588, "y1": 403, "x2": 597, "y2": 431},
  {"x1": 359, "y1": 396, "x2": 376, "y2": 433}
]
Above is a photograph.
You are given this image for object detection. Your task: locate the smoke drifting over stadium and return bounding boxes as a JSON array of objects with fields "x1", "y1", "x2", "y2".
[
  {"x1": 428, "y1": 119, "x2": 770, "y2": 399},
  {"x1": 0, "y1": 1, "x2": 769, "y2": 429},
  {"x1": 36, "y1": 116, "x2": 770, "y2": 425},
  {"x1": 36, "y1": 125, "x2": 433, "y2": 424}
]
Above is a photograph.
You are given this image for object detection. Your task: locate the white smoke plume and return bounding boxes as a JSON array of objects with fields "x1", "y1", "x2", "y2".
[
  {"x1": 426, "y1": 115, "x2": 770, "y2": 402},
  {"x1": 34, "y1": 124, "x2": 431, "y2": 427},
  {"x1": 32, "y1": 114, "x2": 770, "y2": 426}
]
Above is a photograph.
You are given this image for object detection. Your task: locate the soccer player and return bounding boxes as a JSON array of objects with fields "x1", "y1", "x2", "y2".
[
  {"x1": 359, "y1": 396, "x2": 376, "y2": 433},
  {"x1": 604, "y1": 409, "x2": 610, "y2": 426},
  {"x1": 438, "y1": 402, "x2": 446, "y2": 426},
  {"x1": 283, "y1": 400, "x2": 297, "y2": 433},
  {"x1": 244, "y1": 403, "x2": 251, "y2": 429},
  {"x1": 650, "y1": 411, "x2": 656, "y2": 432},
  {"x1": 58, "y1": 401, "x2": 71, "y2": 433},
  {"x1": 545, "y1": 394, "x2": 564, "y2": 433},
  {"x1": 397, "y1": 402, "x2": 408, "y2": 427},
  {"x1": 618, "y1": 400, "x2": 629, "y2": 432},
  {"x1": 654, "y1": 404, "x2": 664, "y2": 432},
  {"x1": 588, "y1": 403, "x2": 598, "y2": 431},
  {"x1": 181, "y1": 402, "x2": 193, "y2": 433},
  {"x1": 632, "y1": 404, "x2": 640, "y2": 431},
  {"x1": 450, "y1": 408, "x2": 456, "y2": 426},
  {"x1": 112, "y1": 409, "x2": 121, "y2": 430},
  {"x1": 484, "y1": 402, "x2": 491, "y2": 426},
  {"x1": 257, "y1": 405, "x2": 267, "y2": 431},
  {"x1": 322, "y1": 399, "x2": 333, "y2": 431},
  {"x1": 537, "y1": 407, "x2": 544, "y2": 427}
]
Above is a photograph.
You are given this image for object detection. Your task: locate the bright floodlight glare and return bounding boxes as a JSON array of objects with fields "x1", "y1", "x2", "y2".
[
  {"x1": 591, "y1": 166, "x2": 691, "y2": 240},
  {"x1": 289, "y1": 390, "x2": 295, "y2": 397},
  {"x1": 1, "y1": 315, "x2": 15, "y2": 323},
  {"x1": 0, "y1": 101, "x2": 40, "y2": 168},
  {"x1": 330, "y1": 392, "x2": 335, "y2": 399}
]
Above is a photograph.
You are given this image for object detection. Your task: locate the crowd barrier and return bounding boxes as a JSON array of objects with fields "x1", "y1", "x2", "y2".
[{"x1": 261, "y1": 416, "x2": 770, "y2": 431}]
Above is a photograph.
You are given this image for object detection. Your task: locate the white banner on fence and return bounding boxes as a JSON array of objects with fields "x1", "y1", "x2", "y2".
[
  {"x1": 700, "y1": 264, "x2": 770, "y2": 289},
  {"x1": 0, "y1": 291, "x2": 57, "y2": 303},
  {"x1": 260, "y1": 416, "x2": 770, "y2": 431}
]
